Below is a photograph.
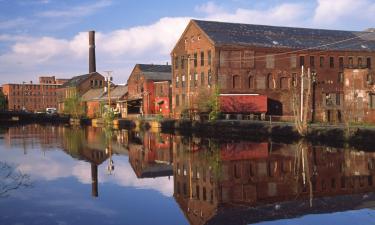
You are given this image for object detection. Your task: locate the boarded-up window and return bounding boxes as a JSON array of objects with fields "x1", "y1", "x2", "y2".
[
  {"x1": 267, "y1": 74, "x2": 273, "y2": 89},
  {"x1": 220, "y1": 50, "x2": 230, "y2": 67},
  {"x1": 266, "y1": 55, "x2": 275, "y2": 69},
  {"x1": 280, "y1": 77, "x2": 289, "y2": 89},
  {"x1": 290, "y1": 54, "x2": 297, "y2": 68},
  {"x1": 248, "y1": 76, "x2": 255, "y2": 89},
  {"x1": 230, "y1": 51, "x2": 241, "y2": 68},
  {"x1": 232, "y1": 75, "x2": 240, "y2": 89},
  {"x1": 370, "y1": 93, "x2": 375, "y2": 109},
  {"x1": 218, "y1": 74, "x2": 226, "y2": 88},
  {"x1": 257, "y1": 76, "x2": 265, "y2": 89},
  {"x1": 243, "y1": 50, "x2": 255, "y2": 68}
]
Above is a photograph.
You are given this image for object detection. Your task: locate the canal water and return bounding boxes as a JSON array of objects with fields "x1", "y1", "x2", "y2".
[{"x1": 1, "y1": 124, "x2": 375, "y2": 225}]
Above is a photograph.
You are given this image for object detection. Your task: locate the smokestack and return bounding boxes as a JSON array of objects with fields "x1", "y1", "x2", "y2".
[{"x1": 89, "y1": 31, "x2": 96, "y2": 74}]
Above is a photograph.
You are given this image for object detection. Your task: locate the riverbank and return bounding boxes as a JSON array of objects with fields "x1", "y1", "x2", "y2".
[{"x1": 113, "y1": 118, "x2": 375, "y2": 150}]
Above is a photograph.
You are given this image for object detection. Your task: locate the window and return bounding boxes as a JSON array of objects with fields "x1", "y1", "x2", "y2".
[
  {"x1": 248, "y1": 76, "x2": 254, "y2": 89},
  {"x1": 300, "y1": 56, "x2": 305, "y2": 67},
  {"x1": 290, "y1": 54, "x2": 297, "y2": 68},
  {"x1": 196, "y1": 185, "x2": 200, "y2": 199},
  {"x1": 208, "y1": 50, "x2": 212, "y2": 66},
  {"x1": 175, "y1": 76, "x2": 179, "y2": 88},
  {"x1": 336, "y1": 93, "x2": 341, "y2": 106},
  {"x1": 181, "y1": 75, "x2": 185, "y2": 88},
  {"x1": 338, "y1": 72, "x2": 344, "y2": 83},
  {"x1": 367, "y1": 57, "x2": 372, "y2": 69},
  {"x1": 99, "y1": 80, "x2": 103, "y2": 87},
  {"x1": 349, "y1": 57, "x2": 353, "y2": 68},
  {"x1": 194, "y1": 73, "x2": 198, "y2": 87},
  {"x1": 266, "y1": 54, "x2": 275, "y2": 69},
  {"x1": 310, "y1": 56, "x2": 315, "y2": 68},
  {"x1": 174, "y1": 56, "x2": 179, "y2": 69},
  {"x1": 330, "y1": 57, "x2": 334, "y2": 68},
  {"x1": 180, "y1": 56, "x2": 185, "y2": 69},
  {"x1": 181, "y1": 94, "x2": 185, "y2": 106},
  {"x1": 280, "y1": 77, "x2": 289, "y2": 89},
  {"x1": 369, "y1": 93, "x2": 375, "y2": 109},
  {"x1": 200, "y1": 51, "x2": 204, "y2": 66},
  {"x1": 339, "y1": 57, "x2": 344, "y2": 69},
  {"x1": 208, "y1": 69, "x2": 212, "y2": 86},
  {"x1": 232, "y1": 75, "x2": 240, "y2": 89},
  {"x1": 90, "y1": 80, "x2": 94, "y2": 87},
  {"x1": 358, "y1": 57, "x2": 363, "y2": 68},
  {"x1": 194, "y1": 53, "x2": 197, "y2": 67},
  {"x1": 320, "y1": 56, "x2": 324, "y2": 68},
  {"x1": 267, "y1": 74, "x2": 273, "y2": 89},
  {"x1": 201, "y1": 72, "x2": 205, "y2": 85},
  {"x1": 175, "y1": 94, "x2": 179, "y2": 106}
]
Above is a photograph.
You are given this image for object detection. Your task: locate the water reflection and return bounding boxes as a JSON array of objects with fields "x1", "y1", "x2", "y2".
[
  {"x1": 1, "y1": 125, "x2": 375, "y2": 225},
  {"x1": 0, "y1": 161, "x2": 32, "y2": 198}
]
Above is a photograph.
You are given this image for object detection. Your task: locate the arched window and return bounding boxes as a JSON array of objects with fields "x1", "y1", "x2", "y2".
[
  {"x1": 280, "y1": 77, "x2": 289, "y2": 89},
  {"x1": 267, "y1": 73, "x2": 273, "y2": 89},
  {"x1": 232, "y1": 75, "x2": 240, "y2": 89},
  {"x1": 248, "y1": 76, "x2": 255, "y2": 89}
]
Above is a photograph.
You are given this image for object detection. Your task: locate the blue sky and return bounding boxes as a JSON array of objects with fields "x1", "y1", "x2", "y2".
[{"x1": 0, "y1": 0, "x2": 374, "y2": 84}]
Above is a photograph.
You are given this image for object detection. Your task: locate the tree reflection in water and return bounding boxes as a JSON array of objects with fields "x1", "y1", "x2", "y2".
[{"x1": 0, "y1": 161, "x2": 32, "y2": 198}]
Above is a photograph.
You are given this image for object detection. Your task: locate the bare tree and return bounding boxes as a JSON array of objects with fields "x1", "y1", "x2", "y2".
[{"x1": 0, "y1": 162, "x2": 32, "y2": 198}]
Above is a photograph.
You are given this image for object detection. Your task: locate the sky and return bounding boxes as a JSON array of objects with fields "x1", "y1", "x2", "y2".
[{"x1": 0, "y1": 0, "x2": 375, "y2": 84}]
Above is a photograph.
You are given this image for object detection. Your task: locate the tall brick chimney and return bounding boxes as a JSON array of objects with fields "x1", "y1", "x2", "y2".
[{"x1": 89, "y1": 30, "x2": 96, "y2": 73}]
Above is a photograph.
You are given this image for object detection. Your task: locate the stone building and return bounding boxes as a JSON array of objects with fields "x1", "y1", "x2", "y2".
[
  {"x1": 2, "y1": 76, "x2": 67, "y2": 112},
  {"x1": 171, "y1": 19, "x2": 375, "y2": 122},
  {"x1": 125, "y1": 64, "x2": 171, "y2": 117}
]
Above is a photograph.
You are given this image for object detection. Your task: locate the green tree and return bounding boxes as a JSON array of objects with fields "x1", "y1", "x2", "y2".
[
  {"x1": 195, "y1": 85, "x2": 221, "y2": 121},
  {"x1": 64, "y1": 93, "x2": 85, "y2": 119}
]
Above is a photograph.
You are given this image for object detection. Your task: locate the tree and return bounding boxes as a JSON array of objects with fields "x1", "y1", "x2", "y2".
[
  {"x1": 0, "y1": 91, "x2": 6, "y2": 111},
  {"x1": 195, "y1": 85, "x2": 221, "y2": 121},
  {"x1": 292, "y1": 68, "x2": 312, "y2": 136},
  {"x1": 63, "y1": 93, "x2": 85, "y2": 119}
]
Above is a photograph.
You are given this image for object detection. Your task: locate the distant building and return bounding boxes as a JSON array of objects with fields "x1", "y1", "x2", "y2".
[
  {"x1": 125, "y1": 64, "x2": 171, "y2": 117},
  {"x1": 2, "y1": 76, "x2": 67, "y2": 112},
  {"x1": 171, "y1": 20, "x2": 375, "y2": 122},
  {"x1": 81, "y1": 85, "x2": 128, "y2": 118},
  {"x1": 56, "y1": 72, "x2": 105, "y2": 113}
]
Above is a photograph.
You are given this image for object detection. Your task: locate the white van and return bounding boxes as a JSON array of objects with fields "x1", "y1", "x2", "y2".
[{"x1": 46, "y1": 108, "x2": 57, "y2": 115}]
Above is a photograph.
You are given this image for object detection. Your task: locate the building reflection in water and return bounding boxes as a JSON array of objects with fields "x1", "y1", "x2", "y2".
[
  {"x1": 172, "y1": 136, "x2": 375, "y2": 225},
  {"x1": 3, "y1": 125, "x2": 375, "y2": 224}
]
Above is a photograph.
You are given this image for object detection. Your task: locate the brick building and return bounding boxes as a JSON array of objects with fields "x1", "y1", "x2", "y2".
[
  {"x1": 56, "y1": 72, "x2": 105, "y2": 113},
  {"x1": 126, "y1": 64, "x2": 171, "y2": 116},
  {"x1": 171, "y1": 20, "x2": 375, "y2": 122},
  {"x1": 2, "y1": 76, "x2": 67, "y2": 112}
]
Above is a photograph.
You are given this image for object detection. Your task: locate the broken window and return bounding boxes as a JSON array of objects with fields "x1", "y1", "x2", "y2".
[
  {"x1": 349, "y1": 57, "x2": 353, "y2": 68},
  {"x1": 339, "y1": 57, "x2": 344, "y2": 69}
]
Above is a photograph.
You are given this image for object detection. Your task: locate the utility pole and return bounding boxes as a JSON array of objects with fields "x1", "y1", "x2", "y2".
[
  {"x1": 104, "y1": 71, "x2": 113, "y2": 112},
  {"x1": 300, "y1": 66, "x2": 304, "y2": 122}
]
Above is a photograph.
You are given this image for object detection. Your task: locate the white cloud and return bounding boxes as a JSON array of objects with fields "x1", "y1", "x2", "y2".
[
  {"x1": 195, "y1": 1, "x2": 225, "y2": 14},
  {"x1": 0, "y1": 18, "x2": 34, "y2": 30},
  {"x1": 201, "y1": 2, "x2": 309, "y2": 26},
  {"x1": 313, "y1": 0, "x2": 375, "y2": 28},
  {"x1": 37, "y1": 0, "x2": 112, "y2": 18}
]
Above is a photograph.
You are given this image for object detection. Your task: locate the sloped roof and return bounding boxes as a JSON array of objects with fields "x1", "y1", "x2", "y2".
[
  {"x1": 136, "y1": 64, "x2": 172, "y2": 81},
  {"x1": 193, "y1": 20, "x2": 375, "y2": 51},
  {"x1": 138, "y1": 64, "x2": 171, "y2": 73},
  {"x1": 61, "y1": 74, "x2": 90, "y2": 88},
  {"x1": 82, "y1": 85, "x2": 128, "y2": 102}
]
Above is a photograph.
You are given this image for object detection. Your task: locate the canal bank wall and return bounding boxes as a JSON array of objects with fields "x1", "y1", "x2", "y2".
[{"x1": 114, "y1": 118, "x2": 375, "y2": 150}]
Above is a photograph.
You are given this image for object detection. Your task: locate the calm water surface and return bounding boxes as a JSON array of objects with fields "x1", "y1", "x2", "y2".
[{"x1": 0, "y1": 124, "x2": 375, "y2": 225}]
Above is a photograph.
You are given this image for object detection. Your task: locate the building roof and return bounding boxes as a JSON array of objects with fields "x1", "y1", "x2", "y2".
[
  {"x1": 61, "y1": 74, "x2": 90, "y2": 88},
  {"x1": 81, "y1": 85, "x2": 128, "y2": 102},
  {"x1": 193, "y1": 20, "x2": 375, "y2": 51},
  {"x1": 137, "y1": 64, "x2": 172, "y2": 81}
]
